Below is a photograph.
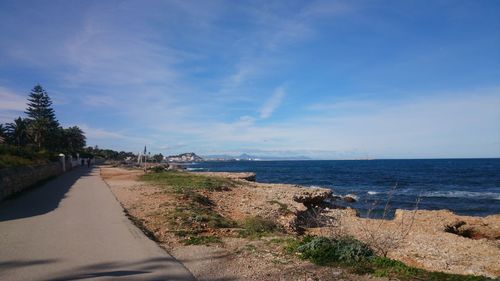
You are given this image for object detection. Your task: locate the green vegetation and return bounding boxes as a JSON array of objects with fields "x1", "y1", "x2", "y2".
[
  {"x1": 293, "y1": 236, "x2": 373, "y2": 265},
  {"x1": 0, "y1": 85, "x2": 87, "y2": 168},
  {"x1": 268, "y1": 200, "x2": 293, "y2": 215},
  {"x1": 141, "y1": 170, "x2": 236, "y2": 234},
  {"x1": 142, "y1": 170, "x2": 236, "y2": 193},
  {"x1": 285, "y1": 235, "x2": 494, "y2": 281},
  {"x1": 238, "y1": 216, "x2": 279, "y2": 238},
  {"x1": 167, "y1": 203, "x2": 235, "y2": 230},
  {"x1": 0, "y1": 144, "x2": 52, "y2": 169}
]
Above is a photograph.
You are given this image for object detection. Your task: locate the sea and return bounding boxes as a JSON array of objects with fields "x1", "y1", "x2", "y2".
[{"x1": 187, "y1": 159, "x2": 500, "y2": 218}]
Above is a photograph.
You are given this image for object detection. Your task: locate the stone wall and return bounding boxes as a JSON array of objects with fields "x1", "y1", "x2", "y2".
[{"x1": 0, "y1": 162, "x2": 63, "y2": 200}]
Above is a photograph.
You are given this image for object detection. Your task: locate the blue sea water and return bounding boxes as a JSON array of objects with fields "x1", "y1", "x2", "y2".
[{"x1": 188, "y1": 159, "x2": 500, "y2": 217}]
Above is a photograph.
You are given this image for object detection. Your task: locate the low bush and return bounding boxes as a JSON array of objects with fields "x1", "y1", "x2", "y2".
[
  {"x1": 238, "y1": 216, "x2": 279, "y2": 238},
  {"x1": 296, "y1": 236, "x2": 373, "y2": 265},
  {"x1": 286, "y1": 235, "x2": 493, "y2": 281},
  {"x1": 0, "y1": 144, "x2": 52, "y2": 168},
  {"x1": 148, "y1": 165, "x2": 166, "y2": 173},
  {"x1": 167, "y1": 204, "x2": 235, "y2": 230}
]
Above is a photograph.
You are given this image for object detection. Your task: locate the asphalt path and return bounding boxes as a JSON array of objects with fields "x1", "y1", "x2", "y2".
[{"x1": 0, "y1": 166, "x2": 196, "y2": 281}]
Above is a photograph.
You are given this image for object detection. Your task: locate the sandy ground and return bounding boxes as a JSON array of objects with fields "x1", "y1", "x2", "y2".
[
  {"x1": 101, "y1": 167, "x2": 385, "y2": 281},
  {"x1": 100, "y1": 167, "x2": 500, "y2": 280}
]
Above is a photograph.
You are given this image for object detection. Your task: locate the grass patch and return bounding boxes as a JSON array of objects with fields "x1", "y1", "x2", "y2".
[
  {"x1": 369, "y1": 256, "x2": 492, "y2": 281},
  {"x1": 141, "y1": 170, "x2": 236, "y2": 193},
  {"x1": 182, "y1": 235, "x2": 222, "y2": 245},
  {"x1": 285, "y1": 235, "x2": 495, "y2": 281},
  {"x1": 268, "y1": 200, "x2": 293, "y2": 215},
  {"x1": 140, "y1": 170, "x2": 236, "y2": 235},
  {"x1": 167, "y1": 203, "x2": 235, "y2": 230},
  {"x1": 238, "y1": 216, "x2": 279, "y2": 238}
]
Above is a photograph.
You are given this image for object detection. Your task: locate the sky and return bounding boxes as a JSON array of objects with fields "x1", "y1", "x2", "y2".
[{"x1": 1, "y1": 0, "x2": 499, "y2": 159}]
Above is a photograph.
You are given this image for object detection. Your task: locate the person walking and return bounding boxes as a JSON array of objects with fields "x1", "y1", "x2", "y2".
[{"x1": 87, "y1": 158, "x2": 91, "y2": 168}]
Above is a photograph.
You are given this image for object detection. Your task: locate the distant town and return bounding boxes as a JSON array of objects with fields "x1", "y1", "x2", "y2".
[{"x1": 127, "y1": 152, "x2": 313, "y2": 163}]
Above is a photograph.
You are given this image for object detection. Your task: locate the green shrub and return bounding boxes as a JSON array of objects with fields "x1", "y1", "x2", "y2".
[
  {"x1": 239, "y1": 216, "x2": 279, "y2": 238},
  {"x1": 148, "y1": 165, "x2": 166, "y2": 173},
  {"x1": 371, "y1": 256, "x2": 490, "y2": 281},
  {"x1": 286, "y1": 235, "x2": 493, "y2": 280},
  {"x1": 0, "y1": 144, "x2": 52, "y2": 168},
  {"x1": 167, "y1": 204, "x2": 235, "y2": 230},
  {"x1": 0, "y1": 154, "x2": 36, "y2": 168},
  {"x1": 296, "y1": 236, "x2": 373, "y2": 265}
]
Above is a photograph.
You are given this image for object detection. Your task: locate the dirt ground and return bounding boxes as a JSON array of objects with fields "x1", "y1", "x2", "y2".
[{"x1": 100, "y1": 167, "x2": 500, "y2": 280}]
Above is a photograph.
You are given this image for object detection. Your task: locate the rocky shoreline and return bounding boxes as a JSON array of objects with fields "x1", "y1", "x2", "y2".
[{"x1": 101, "y1": 167, "x2": 500, "y2": 280}]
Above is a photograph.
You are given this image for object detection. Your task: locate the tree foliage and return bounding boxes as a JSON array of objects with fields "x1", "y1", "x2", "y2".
[
  {"x1": 1, "y1": 84, "x2": 139, "y2": 167},
  {"x1": 152, "y1": 153, "x2": 164, "y2": 162},
  {"x1": 25, "y1": 85, "x2": 60, "y2": 149},
  {"x1": 6, "y1": 117, "x2": 30, "y2": 146},
  {"x1": 1, "y1": 85, "x2": 87, "y2": 164}
]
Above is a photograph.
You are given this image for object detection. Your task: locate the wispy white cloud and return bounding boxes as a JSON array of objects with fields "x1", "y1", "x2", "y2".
[
  {"x1": 157, "y1": 87, "x2": 500, "y2": 158},
  {"x1": 1, "y1": 1, "x2": 498, "y2": 159},
  {"x1": 78, "y1": 124, "x2": 150, "y2": 144},
  {"x1": 0, "y1": 87, "x2": 25, "y2": 111},
  {"x1": 260, "y1": 86, "x2": 285, "y2": 119},
  {"x1": 0, "y1": 87, "x2": 26, "y2": 122}
]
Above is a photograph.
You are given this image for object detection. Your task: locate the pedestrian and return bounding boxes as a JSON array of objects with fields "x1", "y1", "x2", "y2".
[
  {"x1": 87, "y1": 158, "x2": 91, "y2": 168},
  {"x1": 81, "y1": 159, "x2": 84, "y2": 166}
]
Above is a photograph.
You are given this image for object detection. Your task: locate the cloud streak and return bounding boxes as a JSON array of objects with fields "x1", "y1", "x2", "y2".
[{"x1": 260, "y1": 86, "x2": 285, "y2": 119}]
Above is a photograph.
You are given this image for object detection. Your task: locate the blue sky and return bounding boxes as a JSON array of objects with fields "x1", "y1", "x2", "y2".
[{"x1": 1, "y1": 0, "x2": 499, "y2": 159}]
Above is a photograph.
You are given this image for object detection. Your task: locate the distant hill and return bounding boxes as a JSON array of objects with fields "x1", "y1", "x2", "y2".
[
  {"x1": 165, "y1": 152, "x2": 203, "y2": 162},
  {"x1": 202, "y1": 153, "x2": 311, "y2": 161}
]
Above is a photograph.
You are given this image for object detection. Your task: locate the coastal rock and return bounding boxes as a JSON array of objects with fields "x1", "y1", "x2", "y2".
[
  {"x1": 195, "y1": 172, "x2": 256, "y2": 181},
  {"x1": 293, "y1": 188, "x2": 332, "y2": 205},
  {"x1": 342, "y1": 194, "x2": 357, "y2": 203}
]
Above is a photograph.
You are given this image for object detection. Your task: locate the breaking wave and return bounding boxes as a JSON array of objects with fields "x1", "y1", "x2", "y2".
[
  {"x1": 187, "y1": 167, "x2": 205, "y2": 171},
  {"x1": 423, "y1": 191, "x2": 500, "y2": 200}
]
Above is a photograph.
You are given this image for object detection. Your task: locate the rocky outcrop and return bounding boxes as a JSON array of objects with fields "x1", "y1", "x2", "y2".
[
  {"x1": 293, "y1": 188, "x2": 332, "y2": 205},
  {"x1": 195, "y1": 172, "x2": 256, "y2": 182},
  {"x1": 342, "y1": 194, "x2": 357, "y2": 202}
]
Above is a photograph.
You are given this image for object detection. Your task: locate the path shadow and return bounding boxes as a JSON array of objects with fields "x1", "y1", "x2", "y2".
[
  {"x1": 0, "y1": 258, "x2": 60, "y2": 270},
  {"x1": 0, "y1": 167, "x2": 92, "y2": 222},
  {"x1": 41, "y1": 257, "x2": 196, "y2": 281}
]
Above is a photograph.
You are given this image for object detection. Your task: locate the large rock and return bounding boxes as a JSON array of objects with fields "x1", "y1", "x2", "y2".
[
  {"x1": 342, "y1": 194, "x2": 357, "y2": 203},
  {"x1": 293, "y1": 188, "x2": 333, "y2": 205}
]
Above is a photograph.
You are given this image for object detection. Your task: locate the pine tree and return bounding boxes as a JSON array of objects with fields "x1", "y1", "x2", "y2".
[{"x1": 25, "y1": 84, "x2": 60, "y2": 149}]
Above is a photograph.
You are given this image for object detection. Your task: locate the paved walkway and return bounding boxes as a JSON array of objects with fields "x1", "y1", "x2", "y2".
[{"x1": 0, "y1": 167, "x2": 196, "y2": 281}]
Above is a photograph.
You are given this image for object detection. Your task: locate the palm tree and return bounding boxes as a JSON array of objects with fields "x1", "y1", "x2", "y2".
[
  {"x1": 0, "y1": 124, "x2": 6, "y2": 144},
  {"x1": 6, "y1": 117, "x2": 30, "y2": 146}
]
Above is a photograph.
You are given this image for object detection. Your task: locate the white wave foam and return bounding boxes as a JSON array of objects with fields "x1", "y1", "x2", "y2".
[
  {"x1": 367, "y1": 191, "x2": 379, "y2": 195},
  {"x1": 344, "y1": 193, "x2": 359, "y2": 200},
  {"x1": 187, "y1": 167, "x2": 205, "y2": 171},
  {"x1": 424, "y1": 191, "x2": 500, "y2": 200},
  {"x1": 308, "y1": 185, "x2": 323, "y2": 189}
]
